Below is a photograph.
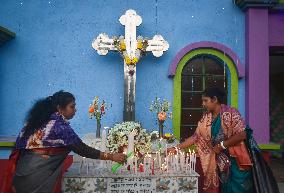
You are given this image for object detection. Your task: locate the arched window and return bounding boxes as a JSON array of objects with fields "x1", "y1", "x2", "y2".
[
  {"x1": 171, "y1": 43, "x2": 244, "y2": 141},
  {"x1": 180, "y1": 55, "x2": 227, "y2": 141}
]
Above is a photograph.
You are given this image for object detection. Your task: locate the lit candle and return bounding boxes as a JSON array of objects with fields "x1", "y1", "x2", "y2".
[
  {"x1": 180, "y1": 152, "x2": 184, "y2": 172},
  {"x1": 193, "y1": 150, "x2": 196, "y2": 172},
  {"x1": 190, "y1": 151, "x2": 194, "y2": 173},
  {"x1": 186, "y1": 153, "x2": 190, "y2": 172},
  {"x1": 189, "y1": 153, "x2": 191, "y2": 173}
]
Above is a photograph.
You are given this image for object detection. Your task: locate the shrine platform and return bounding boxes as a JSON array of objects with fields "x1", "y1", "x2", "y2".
[{"x1": 62, "y1": 162, "x2": 200, "y2": 193}]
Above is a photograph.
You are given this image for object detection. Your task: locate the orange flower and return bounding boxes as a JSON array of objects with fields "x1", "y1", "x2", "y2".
[
  {"x1": 89, "y1": 106, "x2": 95, "y2": 113},
  {"x1": 158, "y1": 111, "x2": 167, "y2": 121}
]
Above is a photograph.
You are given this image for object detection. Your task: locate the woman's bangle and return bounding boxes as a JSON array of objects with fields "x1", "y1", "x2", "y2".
[
  {"x1": 102, "y1": 152, "x2": 113, "y2": 160},
  {"x1": 220, "y1": 141, "x2": 226, "y2": 149}
]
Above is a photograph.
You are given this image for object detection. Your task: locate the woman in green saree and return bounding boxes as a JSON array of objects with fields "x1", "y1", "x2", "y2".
[{"x1": 168, "y1": 87, "x2": 254, "y2": 193}]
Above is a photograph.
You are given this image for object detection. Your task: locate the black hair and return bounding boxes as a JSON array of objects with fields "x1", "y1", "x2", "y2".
[
  {"x1": 202, "y1": 87, "x2": 226, "y2": 104},
  {"x1": 23, "y1": 90, "x2": 75, "y2": 138}
]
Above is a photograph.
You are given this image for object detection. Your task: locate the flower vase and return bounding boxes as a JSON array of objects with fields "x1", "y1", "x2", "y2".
[
  {"x1": 158, "y1": 120, "x2": 164, "y2": 138},
  {"x1": 96, "y1": 119, "x2": 101, "y2": 138}
]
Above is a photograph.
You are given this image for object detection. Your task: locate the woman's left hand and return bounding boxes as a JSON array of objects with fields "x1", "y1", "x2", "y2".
[{"x1": 212, "y1": 144, "x2": 223, "y2": 154}]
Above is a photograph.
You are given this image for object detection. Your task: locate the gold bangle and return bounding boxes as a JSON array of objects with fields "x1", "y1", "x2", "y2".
[{"x1": 104, "y1": 152, "x2": 108, "y2": 160}]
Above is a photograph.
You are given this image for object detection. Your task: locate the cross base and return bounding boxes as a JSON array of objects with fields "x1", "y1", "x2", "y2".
[{"x1": 123, "y1": 110, "x2": 135, "y2": 122}]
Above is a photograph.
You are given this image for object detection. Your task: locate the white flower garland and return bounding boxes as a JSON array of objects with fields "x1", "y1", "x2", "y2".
[{"x1": 107, "y1": 122, "x2": 151, "y2": 155}]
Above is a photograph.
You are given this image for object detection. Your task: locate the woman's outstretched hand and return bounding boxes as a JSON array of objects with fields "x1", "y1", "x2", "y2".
[{"x1": 111, "y1": 153, "x2": 127, "y2": 164}]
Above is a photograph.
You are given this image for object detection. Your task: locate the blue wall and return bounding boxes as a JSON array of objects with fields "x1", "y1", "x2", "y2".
[{"x1": 0, "y1": 0, "x2": 245, "y2": 140}]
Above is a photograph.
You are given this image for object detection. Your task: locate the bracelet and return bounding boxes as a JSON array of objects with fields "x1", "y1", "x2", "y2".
[
  {"x1": 103, "y1": 152, "x2": 108, "y2": 160},
  {"x1": 103, "y1": 152, "x2": 111, "y2": 160},
  {"x1": 220, "y1": 141, "x2": 226, "y2": 149}
]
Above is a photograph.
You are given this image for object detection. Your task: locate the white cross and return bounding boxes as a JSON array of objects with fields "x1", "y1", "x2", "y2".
[{"x1": 92, "y1": 9, "x2": 169, "y2": 121}]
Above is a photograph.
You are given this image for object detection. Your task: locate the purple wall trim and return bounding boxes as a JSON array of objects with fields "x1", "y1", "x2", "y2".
[
  {"x1": 168, "y1": 41, "x2": 245, "y2": 78},
  {"x1": 246, "y1": 8, "x2": 269, "y2": 143},
  {"x1": 269, "y1": 10, "x2": 284, "y2": 47}
]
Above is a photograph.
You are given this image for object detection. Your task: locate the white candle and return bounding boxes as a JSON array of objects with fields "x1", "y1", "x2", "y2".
[
  {"x1": 148, "y1": 154, "x2": 152, "y2": 174},
  {"x1": 174, "y1": 154, "x2": 178, "y2": 172},
  {"x1": 79, "y1": 157, "x2": 85, "y2": 174},
  {"x1": 186, "y1": 153, "x2": 190, "y2": 172},
  {"x1": 165, "y1": 144, "x2": 168, "y2": 172},
  {"x1": 101, "y1": 129, "x2": 107, "y2": 151},
  {"x1": 166, "y1": 156, "x2": 169, "y2": 173},
  {"x1": 127, "y1": 130, "x2": 135, "y2": 153},
  {"x1": 188, "y1": 149, "x2": 192, "y2": 173},
  {"x1": 127, "y1": 130, "x2": 135, "y2": 168},
  {"x1": 145, "y1": 153, "x2": 149, "y2": 174},
  {"x1": 180, "y1": 152, "x2": 185, "y2": 172},
  {"x1": 134, "y1": 154, "x2": 137, "y2": 174},
  {"x1": 86, "y1": 159, "x2": 89, "y2": 174},
  {"x1": 190, "y1": 152, "x2": 194, "y2": 173},
  {"x1": 193, "y1": 150, "x2": 196, "y2": 172}
]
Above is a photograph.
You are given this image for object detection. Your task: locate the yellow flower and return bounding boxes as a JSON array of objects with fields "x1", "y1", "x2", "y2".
[
  {"x1": 137, "y1": 40, "x2": 143, "y2": 49},
  {"x1": 119, "y1": 41, "x2": 126, "y2": 51},
  {"x1": 125, "y1": 56, "x2": 131, "y2": 65},
  {"x1": 132, "y1": 57, "x2": 139, "y2": 64},
  {"x1": 165, "y1": 133, "x2": 172, "y2": 138}
]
